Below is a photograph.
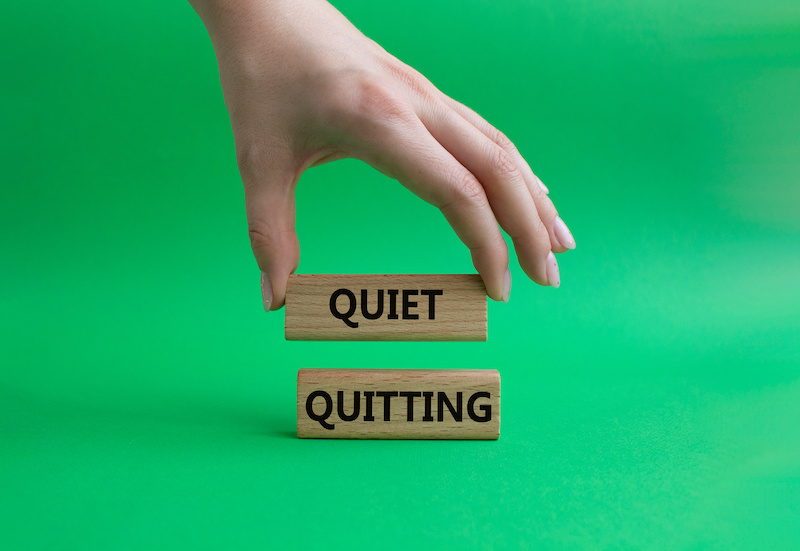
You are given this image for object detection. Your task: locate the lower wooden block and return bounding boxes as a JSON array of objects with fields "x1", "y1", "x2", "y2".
[{"x1": 297, "y1": 368, "x2": 500, "y2": 440}]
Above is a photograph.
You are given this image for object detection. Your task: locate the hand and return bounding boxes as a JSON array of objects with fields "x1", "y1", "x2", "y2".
[{"x1": 190, "y1": 0, "x2": 576, "y2": 310}]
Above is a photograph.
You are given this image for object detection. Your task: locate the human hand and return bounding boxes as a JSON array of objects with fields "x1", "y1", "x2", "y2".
[{"x1": 190, "y1": 0, "x2": 576, "y2": 310}]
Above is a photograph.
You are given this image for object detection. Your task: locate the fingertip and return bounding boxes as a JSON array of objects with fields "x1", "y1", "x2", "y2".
[
  {"x1": 546, "y1": 251, "x2": 561, "y2": 289},
  {"x1": 261, "y1": 271, "x2": 288, "y2": 311},
  {"x1": 477, "y1": 264, "x2": 506, "y2": 302},
  {"x1": 536, "y1": 175, "x2": 549, "y2": 195},
  {"x1": 484, "y1": 276, "x2": 505, "y2": 302},
  {"x1": 474, "y1": 254, "x2": 509, "y2": 303},
  {"x1": 260, "y1": 272, "x2": 273, "y2": 312},
  {"x1": 503, "y1": 267, "x2": 511, "y2": 303},
  {"x1": 553, "y1": 216, "x2": 576, "y2": 250},
  {"x1": 250, "y1": 226, "x2": 299, "y2": 312},
  {"x1": 268, "y1": 271, "x2": 292, "y2": 310},
  {"x1": 466, "y1": 240, "x2": 509, "y2": 303}
]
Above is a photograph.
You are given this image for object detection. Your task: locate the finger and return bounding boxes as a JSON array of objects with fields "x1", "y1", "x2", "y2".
[
  {"x1": 355, "y1": 112, "x2": 510, "y2": 302},
  {"x1": 418, "y1": 101, "x2": 555, "y2": 285},
  {"x1": 238, "y1": 145, "x2": 301, "y2": 310},
  {"x1": 444, "y1": 97, "x2": 549, "y2": 194},
  {"x1": 442, "y1": 97, "x2": 575, "y2": 253}
]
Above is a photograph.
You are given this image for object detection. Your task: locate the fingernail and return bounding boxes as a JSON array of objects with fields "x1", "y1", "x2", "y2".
[
  {"x1": 261, "y1": 272, "x2": 273, "y2": 312},
  {"x1": 546, "y1": 252, "x2": 560, "y2": 288},
  {"x1": 503, "y1": 268, "x2": 511, "y2": 303},
  {"x1": 553, "y1": 216, "x2": 576, "y2": 249},
  {"x1": 536, "y1": 175, "x2": 549, "y2": 194}
]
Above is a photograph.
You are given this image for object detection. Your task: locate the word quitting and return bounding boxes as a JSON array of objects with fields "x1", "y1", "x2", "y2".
[{"x1": 297, "y1": 368, "x2": 500, "y2": 439}]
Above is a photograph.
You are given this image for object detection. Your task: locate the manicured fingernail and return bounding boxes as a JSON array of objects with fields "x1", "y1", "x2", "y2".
[
  {"x1": 553, "y1": 216, "x2": 576, "y2": 249},
  {"x1": 536, "y1": 175, "x2": 549, "y2": 194},
  {"x1": 546, "y1": 252, "x2": 560, "y2": 288},
  {"x1": 261, "y1": 272, "x2": 273, "y2": 312},
  {"x1": 503, "y1": 268, "x2": 511, "y2": 303}
]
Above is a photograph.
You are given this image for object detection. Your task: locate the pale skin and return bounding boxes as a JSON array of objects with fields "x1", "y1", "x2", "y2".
[{"x1": 190, "y1": 0, "x2": 576, "y2": 311}]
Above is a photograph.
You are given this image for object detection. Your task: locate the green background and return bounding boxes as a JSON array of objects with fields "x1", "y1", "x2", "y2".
[{"x1": 2, "y1": 0, "x2": 799, "y2": 548}]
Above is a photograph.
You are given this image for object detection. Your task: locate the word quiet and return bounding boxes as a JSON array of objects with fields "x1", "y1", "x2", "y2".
[{"x1": 330, "y1": 288, "x2": 443, "y2": 328}]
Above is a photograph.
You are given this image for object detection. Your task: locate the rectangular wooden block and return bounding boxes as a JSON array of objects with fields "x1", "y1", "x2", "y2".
[
  {"x1": 297, "y1": 368, "x2": 500, "y2": 440},
  {"x1": 285, "y1": 274, "x2": 487, "y2": 341}
]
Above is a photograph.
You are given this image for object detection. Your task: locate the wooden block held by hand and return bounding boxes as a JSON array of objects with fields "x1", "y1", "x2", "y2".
[
  {"x1": 285, "y1": 274, "x2": 487, "y2": 341},
  {"x1": 297, "y1": 368, "x2": 500, "y2": 440}
]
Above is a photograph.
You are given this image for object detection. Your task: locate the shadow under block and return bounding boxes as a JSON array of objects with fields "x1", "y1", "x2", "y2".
[
  {"x1": 297, "y1": 369, "x2": 500, "y2": 439},
  {"x1": 285, "y1": 274, "x2": 487, "y2": 341}
]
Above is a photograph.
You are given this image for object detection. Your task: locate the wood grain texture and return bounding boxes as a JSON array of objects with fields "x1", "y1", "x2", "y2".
[
  {"x1": 297, "y1": 368, "x2": 500, "y2": 440},
  {"x1": 285, "y1": 274, "x2": 487, "y2": 341}
]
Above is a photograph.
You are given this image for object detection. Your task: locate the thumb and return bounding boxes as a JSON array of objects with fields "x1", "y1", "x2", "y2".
[{"x1": 241, "y1": 151, "x2": 300, "y2": 312}]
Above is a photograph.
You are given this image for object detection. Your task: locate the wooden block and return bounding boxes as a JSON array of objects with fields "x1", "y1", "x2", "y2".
[
  {"x1": 285, "y1": 274, "x2": 487, "y2": 341},
  {"x1": 297, "y1": 368, "x2": 500, "y2": 440}
]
